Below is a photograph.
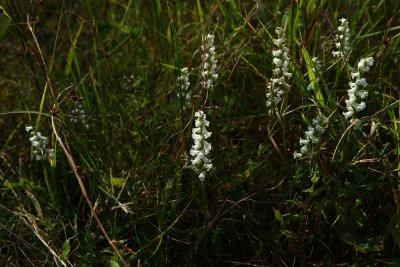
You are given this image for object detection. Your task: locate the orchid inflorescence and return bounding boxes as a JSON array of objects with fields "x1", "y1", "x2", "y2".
[
  {"x1": 25, "y1": 125, "x2": 54, "y2": 161},
  {"x1": 343, "y1": 57, "x2": 374, "y2": 123},
  {"x1": 177, "y1": 67, "x2": 191, "y2": 110},
  {"x1": 293, "y1": 114, "x2": 329, "y2": 159},
  {"x1": 71, "y1": 102, "x2": 89, "y2": 129},
  {"x1": 200, "y1": 34, "x2": 218, "y2": 91},
  {"x1": 190, "y1": 110, "x2": 212, "y2": 181},
  {"x1": 266, "y1": 27, "x2": 292, "y2": 115},
  {"x1": 332, "y1": 18, "x2": 351, "y2": 58}
]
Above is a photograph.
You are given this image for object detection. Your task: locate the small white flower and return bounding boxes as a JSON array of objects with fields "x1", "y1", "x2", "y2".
[
  {"x1": 357, "y1": 91, "x2": 368, "y2": 99},
  {"x1": 283, "y1": 72, "x2": 292, "y2": 78},
  {"x1": 351, "y1": 72, "x2": 360, "y2": 79},
  {"x1": 343, "y1": 110, "x2": 354, "y2": 119},
  {"x1": 199, "y1": 172, "x2": 206, "y2": 180},
  {"x1": 365, "y1": 57, "x2": 374, "y2": 66},
  {"x1": 273, "y1": 58, "x2": 283, "y2": 67},
  {"x1": 32, "y1": 140, "x2": 41, "y2": 147},
  {"x1": 315, "y1": 125, "x2": 326, "y2": 134},
  {"x1": 310, "y1": 135, "x2": 320, "y2": 144},
  {"x1": 349, "y1": 82, "x2": 357, "y2": 89},
  {"x1": 293, "y1": 152, "x2": 302, "y2": 159},
  {"x1": 355, "y1": 77, "x2": 368, "y2": 87},
  {"x1": 272, "y1": 49, "x2": 282, "y2": 57},
  {"x1": 273, "y1": 38, "x2": 284, "y2": 46},
  {"x1": 272, "y1": 68, "x2": 281, "y2": 75},
  {"x1": 357, "y1": 58, "x2": 365, "y2": 69},
  {"x1": 355, "y1": 102, "x2": 366, "y2": 112},
  {"x1": 275, "y1": 27, "x2": 284, "y2": 35},
  {"x1": 299, "y1": 138, "x2": 309, "y2": 145},
  {"x1": 300, "y1": 145, "x2": 308, "y2": 154}
]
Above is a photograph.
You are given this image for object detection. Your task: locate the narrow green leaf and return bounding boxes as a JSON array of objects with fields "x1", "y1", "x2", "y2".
[
  {"x1": 65, "y1": 21, "x2": 84, "y2": 77},
  {"x1": 196, "y1": 0, "x2": 204, "y2": 24},
  {"x1": 0, "y1": 5, "x2": 11, "y2": 19},
  {"x1": 273, "y1": 208, "x2": 284, "y2": 225},
  {"x1": 301, "y1": 47, "x2": 325, "y2": 109},
  {"x1": 61, "y1": 240, "x2": 71, "y2": 259}
]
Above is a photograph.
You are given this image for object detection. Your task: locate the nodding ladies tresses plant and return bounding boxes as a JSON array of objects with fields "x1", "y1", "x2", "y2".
[
  {"x1": 177, "y1": 67, "x2": 191, "y2": 110},
  {"x1": 266, "y1": 27, "x2": 292, "y2": 114},
  {"x1": 200, "y1": 34, "x2": 218, "y2": 91},
  {"x1": 190, "y1": 110, "x2": 212, "y2": 181},
  {"x1": 343, "y1": 57, "x2": 374, "y2": 123},
  {"x1": 332, "y1": 18, "x2": 351, "y2": 58},
  {"x1": 25, "y1": 125, "x2": 54, "y2": 161},
  {"x1": 293, "y1": 114, "x2": 329, "y2": 159}
]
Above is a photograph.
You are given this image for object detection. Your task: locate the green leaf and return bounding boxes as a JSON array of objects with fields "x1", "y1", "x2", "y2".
[
  {"x1": 281, "y1": 230, "x2": 300, "y2": 239},
  {"x1": 111, "y1": 177, "x2": 126, "y2": 187},
  {"x1": 61, "y1": 240, "x2": 71, "y2": 260},
  {"x1": 311, "y1": 171, "x2": 319, "y2": 183},
  {"x1": 109, "y1": 259, "x2": 121, "y2": 267},
  {"x1": 0, "y1": 5, "x2": 11, "y2": 39},
  {"x1": 273, "y1": 208, "x2": 284, "y2": 225},
  {"x1": 0, "y1": 5, "x2": 11, "y2": 19},
  {"x1": 301, "y1": 46, "x2": 325, "y2": 109}
]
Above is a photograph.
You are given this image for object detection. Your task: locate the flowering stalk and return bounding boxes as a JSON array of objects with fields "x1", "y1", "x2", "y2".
[
  {"x1": 343, "y1": 57, "x2": 374, "y2": 123},
  {"x1": 190, "y1": 110, "x2": 212, "y2": 181},
  {"x1": 200, "y1": 34, "x2": 218, "y2": 91},
  {"x1": 177, "y1": 67, "x2": 191, "y2": 110},
  {"x1": 25, "y1": 125, "x2": 54, "y2": 161},
  {"x1": 332, "y1": 18, "x2": 351, "y2": 58},
  {"x1": 293, "y1": 114, "x2": 328, "y2": 159},
  {"x1": 266, "y1": 27, "x2": 291, "y2": 114},
  {"x1": 71, "y1": 102, "x2": 89, "y2": 129}
]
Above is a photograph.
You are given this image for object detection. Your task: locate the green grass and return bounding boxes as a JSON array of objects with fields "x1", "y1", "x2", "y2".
[{"x1": 0, "y1": 0, "x2": 400, "y2": 266}]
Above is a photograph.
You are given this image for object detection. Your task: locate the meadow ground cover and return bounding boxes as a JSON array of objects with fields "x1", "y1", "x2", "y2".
[{"x1": 0, "y1": 0, "x2": 400, "y2": 266}]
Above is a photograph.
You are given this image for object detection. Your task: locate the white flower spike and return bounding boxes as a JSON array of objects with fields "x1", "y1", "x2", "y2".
[
  {"x1": 332, "y1": 18, "x2": 351, "y2": 58},
  {"x1": 26, "y1": 126, "x2": 54, "y2": 161},
  {"x1": 190, "y1": 110, "x2": 212, "y2": 181},
  {"x1": 343, "y1": 57, "x2": 374, "y2": 124},
  {"x1": 266, "y1": 27, "x2": 291, "y2": 115},
  {"x1": 201, "y1": 34, "x2": 218, "y2": 91},
  {"x1": 293, "y1": 114, "x2": 328, "y2": 159},
  {"x1": 177, "y1": 67, "x2": 191, "y2": 110}
]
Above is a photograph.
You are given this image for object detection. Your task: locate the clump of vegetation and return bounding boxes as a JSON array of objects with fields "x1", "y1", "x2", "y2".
[{"x1": 1, "y1": 1, "x2": 400, "y2": 266}]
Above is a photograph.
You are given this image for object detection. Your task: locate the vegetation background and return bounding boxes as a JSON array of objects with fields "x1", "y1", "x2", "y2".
[{"x1": 0, "y1": 0, "x2": 399, "y2": 266}]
